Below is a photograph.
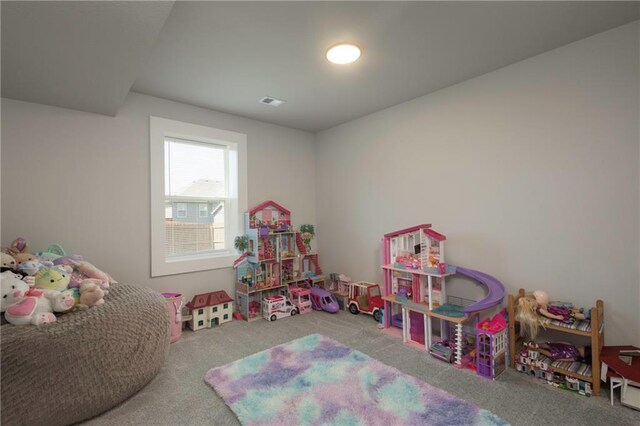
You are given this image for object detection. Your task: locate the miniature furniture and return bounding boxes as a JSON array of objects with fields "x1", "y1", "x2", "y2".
[
  {"x1": 234, "y1": 200, "x2": 323, "y2": 321},
  {"x1": 508, "y1": 289, "x2": 604, "y2": 396},
  {"x1": 600, "y1": 345, "x2": 640, "y2": 409},
  {"x1": 0, "y1": 283, "x2": 170, "y2": 426}
]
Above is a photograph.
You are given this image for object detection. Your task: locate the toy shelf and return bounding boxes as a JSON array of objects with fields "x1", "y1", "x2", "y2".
[
  {"x1": 550, "y1": 364, "x2": 592, "y2": 383},
  {"x1": 508, "y1": 288, "x2": 604, "y2": 395}
]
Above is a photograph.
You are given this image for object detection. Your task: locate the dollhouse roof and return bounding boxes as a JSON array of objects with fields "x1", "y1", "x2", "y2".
[
  {"x1": 249, "y1": 200, "x2": 290, "y2": 216},
  {"x1": 384, "y1": 224, "x2": 432, "y2": 238},
  {"x1": 233, "y1": 253, "x2": 248, "y2": 268},
  {"x1": 424, "y1": 228, "x2": 446, "y2": 241},
  {"x1": 187, "y1": 291, "x2": 233, "y2": 310}
]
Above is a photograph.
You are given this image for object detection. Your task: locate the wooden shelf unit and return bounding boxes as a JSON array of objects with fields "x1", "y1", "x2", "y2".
[{"x1": 508, "y1": 288, "x2": 604, "y2": 396}]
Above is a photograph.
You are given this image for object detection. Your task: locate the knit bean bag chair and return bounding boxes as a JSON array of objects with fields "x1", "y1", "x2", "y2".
[{"x1": 1, "y1": 283, "x2": 170, "y2": 426}]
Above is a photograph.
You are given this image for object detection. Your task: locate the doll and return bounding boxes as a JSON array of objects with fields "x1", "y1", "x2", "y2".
[
  {"x1": 516, "y1": 290, "x2": 587, "y2": 339},
  {"x1": 527, "y1": 341, "x2": 591, "y2": 364}
]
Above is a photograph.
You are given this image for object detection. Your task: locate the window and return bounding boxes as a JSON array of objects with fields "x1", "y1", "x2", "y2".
[
  {"x1": 177, "y1": 203, "x2": 188, "y2": 218},
  {"x1": 223, "y1": 303, "x2": 228, "y2": 309},
  {"x1": 212, "y1": 306, "x2": 218, "y2": 313},
  {"x1": 223, "y1": 314, "x2": 229, "y2": 320},
  {"x1": 198, "y1": 309, "x2": 204, "y2": 315},
  {"x1": 151, "y1": 117, "x2": 247, "y2": 277},
  {"x1": 198, "y1": 320, "x2": 204, "y2": 326}
]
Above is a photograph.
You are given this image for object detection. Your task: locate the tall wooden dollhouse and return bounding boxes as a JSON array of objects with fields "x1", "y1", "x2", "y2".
[{"x1": 234, "y1": 200, "x2": 323, "y2": 321}]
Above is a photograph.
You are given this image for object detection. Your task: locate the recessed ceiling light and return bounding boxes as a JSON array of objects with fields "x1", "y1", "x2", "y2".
[{"x1": 326, "y1": 43, "x2": 361, "y2": 65}]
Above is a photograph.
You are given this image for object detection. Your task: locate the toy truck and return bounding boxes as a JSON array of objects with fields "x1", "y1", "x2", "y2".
[
  {"x1": 262, "y1": 295, "x2": 298, "y2": 321},
  {"x1": 347, "y1": 281, "x2": 383, "y2": 322}
]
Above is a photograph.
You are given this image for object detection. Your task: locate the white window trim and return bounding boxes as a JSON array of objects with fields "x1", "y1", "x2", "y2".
[
  {"x1": 177, "y1": 203, "x2": 188, "y2": 218},
  {"x1": 150, "y1": 116, "x2": 247, "y2": 277},
  {"x1": 198, "y1": 203, "x2": 209, "y2": 218}
]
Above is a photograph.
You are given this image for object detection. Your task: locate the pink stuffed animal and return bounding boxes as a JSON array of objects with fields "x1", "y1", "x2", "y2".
[
  {"x1": 72, "y1": 261, "x2": 114, "y2": 292},
  {"x1": 78, "y1": 280, "x2": 105, "y2": 308}
]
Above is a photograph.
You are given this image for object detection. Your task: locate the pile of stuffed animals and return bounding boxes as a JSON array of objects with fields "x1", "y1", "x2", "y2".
[{"x1": 0, "y1": 237, "x2": 116, "y2": 326}]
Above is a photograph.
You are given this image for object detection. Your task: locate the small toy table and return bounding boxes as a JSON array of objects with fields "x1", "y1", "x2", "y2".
[{"x1": 600, "y1": 345, "x2": 640, "y2": 410}]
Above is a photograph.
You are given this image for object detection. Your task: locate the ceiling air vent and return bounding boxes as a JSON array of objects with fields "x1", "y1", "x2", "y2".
[{"x1": 259, "y1": 96, "x2": 285, "y2": 107}]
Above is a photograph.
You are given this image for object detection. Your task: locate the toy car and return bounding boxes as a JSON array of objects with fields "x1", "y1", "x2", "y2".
[
  {"x1": 347, "y1": 281, "x2": 383, "y2": 322},
  {"x1": 262, "y1": 295, "x2": 298, "y2": 321}
]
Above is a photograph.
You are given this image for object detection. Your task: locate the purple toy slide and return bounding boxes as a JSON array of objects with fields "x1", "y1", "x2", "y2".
[{"x1": 454, "y1": 266, "x2": 505, "y2": 314}]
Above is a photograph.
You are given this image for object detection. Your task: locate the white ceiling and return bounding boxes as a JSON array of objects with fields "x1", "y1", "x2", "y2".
[
  {"x1": 1, "y1": 1, "x2": 174, "y2": 115},
  {"x1": 2, "y1": 2, "x2": 639, "y2": 131}
]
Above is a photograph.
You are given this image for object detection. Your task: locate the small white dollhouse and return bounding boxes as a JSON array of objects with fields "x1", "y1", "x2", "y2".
[{"x1": 186, "y1": 291, "x2": 234, "y2": 331}]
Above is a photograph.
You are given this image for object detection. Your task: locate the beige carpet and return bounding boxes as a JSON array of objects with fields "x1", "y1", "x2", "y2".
[{"x1": 85, "y1": 310, "x2": 640, "y2": 425}]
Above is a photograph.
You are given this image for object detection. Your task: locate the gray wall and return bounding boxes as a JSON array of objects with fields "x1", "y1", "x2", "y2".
[
  {"x1": 1, "y1": 92, "x2": 316, "y2": 302},
  {"x1": 316, "y1": 22, "x2": 639, "y2": 345}
]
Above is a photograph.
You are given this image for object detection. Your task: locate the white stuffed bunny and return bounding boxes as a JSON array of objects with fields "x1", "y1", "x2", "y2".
[{"x1": 1, "y1": 271, "x2": 74, "y2": 325}]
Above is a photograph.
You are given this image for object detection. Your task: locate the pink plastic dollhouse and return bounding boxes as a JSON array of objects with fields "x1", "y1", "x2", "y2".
[
  {"x1": 476, "y1": 311, "x2": 508, "y2": 379},
  {"x1": 380, "y1": 223, "x2": 506, "y2": 378},
  {"x1": 381, "y1": 224, "x2": 456, "y2": 349}
]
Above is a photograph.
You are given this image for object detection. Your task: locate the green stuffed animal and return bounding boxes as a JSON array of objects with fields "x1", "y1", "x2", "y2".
[{"x1": 35, "y1": 266, "x2": 71, "y2": 292}]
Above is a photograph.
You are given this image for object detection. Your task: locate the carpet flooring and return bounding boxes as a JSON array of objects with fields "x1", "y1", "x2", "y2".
[{"x1": 85, "y1": 310, "x2": 640, "y2": 425}]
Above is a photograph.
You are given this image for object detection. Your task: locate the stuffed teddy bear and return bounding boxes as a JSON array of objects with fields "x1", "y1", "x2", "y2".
[
  {"x1": 5, "y1": 237, "x2": 37, "y2": 266},
  {"x1": 1, "y1": 271, "x2": 74, "y2": 325},
  {"x1": 78, "y1": 280, "x2": 105, "y2": 308},
  {"x1": 1, "y1": 253, "x2": 17, "y2": 269}
]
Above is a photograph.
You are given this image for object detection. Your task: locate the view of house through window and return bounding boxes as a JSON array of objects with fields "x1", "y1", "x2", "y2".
[{"x1": 164, "y1": 137, "x2": 227, "y2": 257}]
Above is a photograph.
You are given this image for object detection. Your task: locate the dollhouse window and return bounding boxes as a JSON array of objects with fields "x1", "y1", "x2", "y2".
[
  {"x1": 198, "y1": 320, "x2": 204, "y2": 326},
  {"x1": 223, "y1": 314, "x2": 229, "y2": 320},
  {"x1": 150, "y1": 116, "x2": 247, "y2": 276},
  {"x1": 212, "y1": 307, "x2": 218, "y2": 313},
  {"x1": 198, "y1": 309, "x2": 204, "y2": 315},
  {"x1": 223, "y1": 303, "x2": 228, "y2": 309}
]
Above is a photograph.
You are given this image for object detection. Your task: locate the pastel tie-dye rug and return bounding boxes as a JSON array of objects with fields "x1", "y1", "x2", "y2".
[{"x1": 205, "y1": 334, "x2": 507, "y2": 425}]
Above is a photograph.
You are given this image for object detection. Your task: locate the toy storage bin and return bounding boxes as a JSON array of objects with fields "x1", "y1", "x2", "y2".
[{"x1": 162, "y1": 292, "x2": 183, "y2": 343}]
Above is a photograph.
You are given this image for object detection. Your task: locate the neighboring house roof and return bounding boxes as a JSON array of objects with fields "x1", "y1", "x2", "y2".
[
  {"x1": 249, "y1": 200, "x2": 290, "y2": 216},
  {"x1": 384, "y1": 224, "x2": 432, "y2": 238},
  {"x1": 424, "y1": 228, "x2": 446, "y2": 241},
  {"x1": 187, "y1": 291, "x2": 233, "y2": 310},
  {"x1": 174, "y1": 179, "x2": 226, "y2": 198}
]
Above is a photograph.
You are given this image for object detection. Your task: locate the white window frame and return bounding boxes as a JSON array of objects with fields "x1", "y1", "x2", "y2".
[
  {"x1": 177, "y1": 203, "x2": 188, "y2": 218},
  {"x1": 198, "y1": 203, "x2": 209, "y2": 218},
  {"x1": 150, "y1": 116, "x2": 247, "y2": 277}
]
